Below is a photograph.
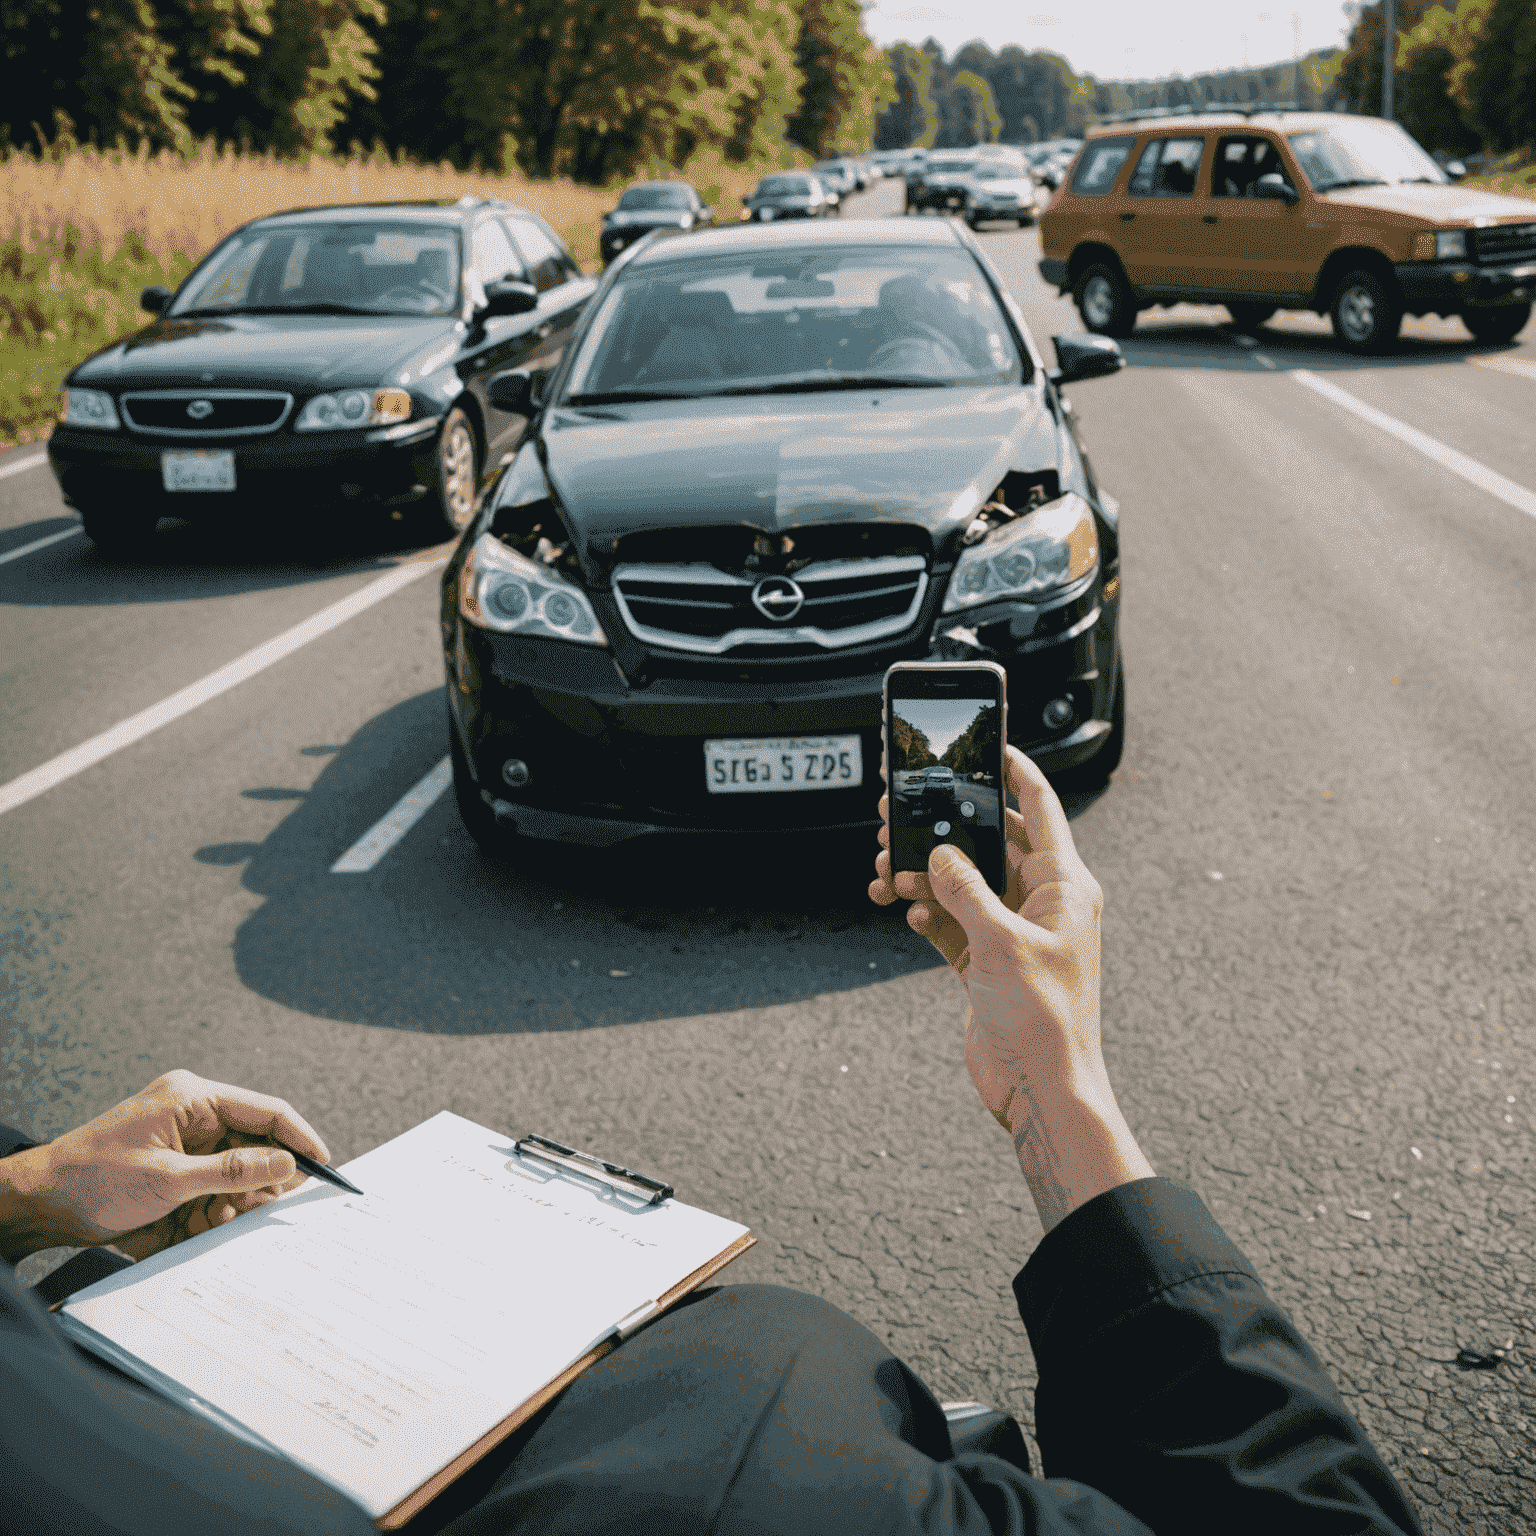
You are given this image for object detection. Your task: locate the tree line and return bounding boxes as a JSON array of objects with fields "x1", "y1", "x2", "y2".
[{"x1": 1, "y1": 0, "x2": 893, "y2": 180}]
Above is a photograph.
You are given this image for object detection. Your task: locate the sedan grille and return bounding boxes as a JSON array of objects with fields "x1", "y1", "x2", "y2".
[
  {"x1": 120, "y1": 390, "x2": 293, "y2": 437},
  {"x1": 1473, "y1": 223, "x2": 1536, "y2": 265},
  {"x1": 612, "y1": 555, "x2": 928, "y2": 654}
]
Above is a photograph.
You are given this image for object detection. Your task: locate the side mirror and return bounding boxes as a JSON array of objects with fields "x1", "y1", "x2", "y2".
[
  {"x1": 488, "y1": 369, "x2": 541, "y2": 415},
  {"x1": 1253, "y1": 173, "x2": 1299, "y2": 205},
  {"x1": 1445, "y1": 160, "x2": 1467, "y2": 182},
  {"x1": 1049, "y1": 332, "x2": 1125, "y2": 386},
  {"x1": 478, "y1": 279, "x2": 539, "y2": 320},
  {"x1": 140, "y1": 284, "x2": 171, "y2": 315}
]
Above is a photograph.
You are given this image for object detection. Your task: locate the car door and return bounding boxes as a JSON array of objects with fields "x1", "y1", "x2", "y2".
[
  {"x1": 1196, "y1": 134, "x2": 1309, "y2": 299},
  {"x1": 503, "y1": 214, "x2": 597, "y2": 383},
  {"x1": 459, "y1": 216, "x2": 545, "y2": 468},
  {"x1": 1121, "y1": 134, "x2": 1212, "y2": 290}
]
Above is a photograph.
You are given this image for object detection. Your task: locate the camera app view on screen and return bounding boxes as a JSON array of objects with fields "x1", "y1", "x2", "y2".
[{"x1": 890, "y1": 698, "x2": 1003, "y2": 852}]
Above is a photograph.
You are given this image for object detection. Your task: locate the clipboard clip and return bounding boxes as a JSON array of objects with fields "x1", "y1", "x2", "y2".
[{"x1": 513, "y1": 1133, "x2": 674, "y2": 1207}]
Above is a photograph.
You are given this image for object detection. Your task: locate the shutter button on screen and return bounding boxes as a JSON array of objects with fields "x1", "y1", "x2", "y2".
[{"x1": 934, "y1": 820, "x2": 952, "y2": 836}]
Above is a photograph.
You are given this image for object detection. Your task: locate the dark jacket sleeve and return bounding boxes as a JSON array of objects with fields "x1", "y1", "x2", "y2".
[{"x1": 1015, "y1": 1177, "x2": 1423, "y2": 1536}]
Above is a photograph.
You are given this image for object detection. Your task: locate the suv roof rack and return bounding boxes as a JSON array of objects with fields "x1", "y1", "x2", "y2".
[{"x1": 1096, "y1": 102, "x2": 1306, "y2": 124}]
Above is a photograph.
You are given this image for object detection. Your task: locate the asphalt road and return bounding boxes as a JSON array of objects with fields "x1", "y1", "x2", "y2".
[{"x1": 3, "y1": 177, "x2": 1534, "y2": 1531}]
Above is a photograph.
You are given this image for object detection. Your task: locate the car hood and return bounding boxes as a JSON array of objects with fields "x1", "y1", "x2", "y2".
[
  {"x1": 538, "y1": 384, "x2": 1061, "y2": 575},
  {"x1": 69, "y1": 314, "x2": 454, "y2": 391},
  {"x1": 1320, "y1": 183, "x2": 1536, "y2": 224}
]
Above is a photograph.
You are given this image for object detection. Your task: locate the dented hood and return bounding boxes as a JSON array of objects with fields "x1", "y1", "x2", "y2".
[{"x1": 539, "y1": 383, "x2": 1062, "y2": 573}]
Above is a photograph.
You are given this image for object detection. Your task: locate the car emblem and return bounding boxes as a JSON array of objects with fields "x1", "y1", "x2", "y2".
[
  {"x1": 186, "y1": 399, "x2": 214, "y2": 420},
  {"x1": 751, "y1": 576, "x2": 804, "y2": 622}
]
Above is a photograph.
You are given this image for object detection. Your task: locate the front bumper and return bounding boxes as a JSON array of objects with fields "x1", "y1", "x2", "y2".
[
  {"x1": 913, "y1": 187, "x2": 969, "y2": 212},
  {"x1": 444, "y1": 568, "x2": 1121, "y2": 846},
  {"x1": 47, "y1": 418, "x2": 442, "y2": 520},
  {"x1": 744, "y1": 206, "x2": 818, "y2": 222},
  {"x1": 1395, "y1": 259, "x2": 1536, "y2": 316}
]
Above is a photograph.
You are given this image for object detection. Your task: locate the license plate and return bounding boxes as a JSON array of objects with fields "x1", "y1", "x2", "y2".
[
  {"x1": 705, "y1": 735, "x2": 862, "y2": 794},
  {"x1": 162, "y1": 449, "x2": 236, "y2": 492}
]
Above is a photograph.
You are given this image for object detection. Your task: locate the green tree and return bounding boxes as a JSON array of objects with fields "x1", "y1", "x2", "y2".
[
  {"x1": 1395, "y1": 5, "x2": 1479, "y2": 153},
  {"x1": 784, "y1": 0, "x2": 893, "y2": 155},
  {"x1": 1450, "y1": 0, "x2": 1536, "y2": 152},
  {"x1": 1338, "y1": 0, "x2": 1435, "y2": 117},
  {"x1": 935, "y1": 67, "x2": 1001, "y2": 146},
  {"x1": 873, "y1": 40, "x2": 937, "y2": 147}
]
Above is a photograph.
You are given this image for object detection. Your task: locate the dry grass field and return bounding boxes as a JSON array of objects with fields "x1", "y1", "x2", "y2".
[{"x1": 0, "y1": 143, "x2": 784, "y2": 444}]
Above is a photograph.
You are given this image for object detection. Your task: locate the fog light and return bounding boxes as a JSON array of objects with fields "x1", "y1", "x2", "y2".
[
  {"x1": 501, "y1": 759, "x2": 530, "y2": 788},
  {"x1": 1042, "y1": 697, "x2": 1075, "y2": 730}
]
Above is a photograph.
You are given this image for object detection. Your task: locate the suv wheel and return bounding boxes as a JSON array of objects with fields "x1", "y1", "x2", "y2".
[
  {"x1": 1226, "y1": 302, "x2": 1276, "y2": 332},
  {"x1": 1462, "y1": 303, "x2": 1531, "y2": 345},
  {"x1": 1074, "y1": 262, "x2": 1136, "y2": 339},
  {"x1": 431, "y1": 407, "x2": 480, "y2": 539},
  {"x1": 1330, "y1": 269, "x2": 1402, "y2": 354}
]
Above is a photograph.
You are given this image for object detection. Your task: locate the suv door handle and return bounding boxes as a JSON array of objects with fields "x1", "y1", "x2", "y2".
[
  {"x1": 1118, "y1": 212, "x2": 1135, "y2": 222},
  {"x1": 1202, "y1": 214, "x2": 1218, "y2": 224}
]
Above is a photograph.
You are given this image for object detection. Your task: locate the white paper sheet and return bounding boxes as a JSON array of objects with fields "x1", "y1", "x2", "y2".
[{"x1": 59, "y1": 1112, "x2": 749, "y2": 1519}]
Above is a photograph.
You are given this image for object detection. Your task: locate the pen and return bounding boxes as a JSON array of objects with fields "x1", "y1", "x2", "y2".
[{"x1": 285, "y1": 1147, "x2": 365, "y2": 1195}]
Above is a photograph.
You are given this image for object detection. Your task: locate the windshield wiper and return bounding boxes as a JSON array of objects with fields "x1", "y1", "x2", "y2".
[
  {"x1": 567, "y1": 374, "x2": 995, "y2": 406},
  {"x1": 1314, "y1": 178, "x2": 1390, "y2": 192},
  {"x1": 566, "y1": 389, "x2": 704, "y2": 404}
]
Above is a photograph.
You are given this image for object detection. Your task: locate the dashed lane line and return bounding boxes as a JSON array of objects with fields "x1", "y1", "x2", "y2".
[
  {"x1": 0, "y1": 526, "x2": 80, "y2": 566},
  {"x1": 0, "y1": 557, "x2": 446, "y2": 820},
  {"x1": 0, "y1": 451, "x2": 47, "y2": 481},
  {"x1": 1291, "y1": 369, "x2": 1536, "y2": 524},
  {"x1": 1470, "y1": 354, "x2": 1536, "y2": 382},
  {"x1": 331, "y1": 756, "x2": 452, "y2": 872}
]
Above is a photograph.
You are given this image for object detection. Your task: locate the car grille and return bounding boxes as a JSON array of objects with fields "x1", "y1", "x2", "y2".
[
  {"x1": 120, "y1": 391, "x2": 294, "y2": 437},
  {"x1": 1473, "y1": 223, "x2": 1536, "y2": 265},
  {"x1": 611, "y1": 555, "x2": 928, "y2": 655}
]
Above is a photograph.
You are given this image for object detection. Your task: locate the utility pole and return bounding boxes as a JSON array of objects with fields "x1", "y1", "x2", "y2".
[
  {"x1": 1382, "y1": 0, "x2": 1395, "y2": 119},
  {"x1": 1292, "y1": 12, "x2": 1302, "y2": 103}
]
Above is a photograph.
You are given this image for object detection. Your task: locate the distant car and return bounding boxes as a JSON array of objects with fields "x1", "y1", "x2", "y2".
[
  {"x1": 813, "y1": 159, "x2": 861, "y2": 198},
  {"x1": 600, "y1": 182, "x2": 712, "y2": 265},
  {"x1": 907, "y1": 152, "x2": 981, "y2": 215},
  {"x1": 923, "y1": 767, "x2": 956, "y2": 789},
  {"x1": 48, "y1": 197, "x2": 596, "y2": 551},
  {"x1": 741, "y1": 173, "x2": 834, "y2": 222},
  {"x1": 963, "y1": 163, "x2": 1042, "y2": 228}
]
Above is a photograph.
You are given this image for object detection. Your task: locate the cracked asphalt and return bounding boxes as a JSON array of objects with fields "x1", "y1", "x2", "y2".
[{"x1": 2, "y1": 178, "x2": 1533, "y2": 1531}]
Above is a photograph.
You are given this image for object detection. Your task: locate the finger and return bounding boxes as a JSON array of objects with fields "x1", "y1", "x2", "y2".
[
  {"x1": 152, "y1": 1145, "x2": 298, "y2": 1204},
  {"x1": 892, "y1": 869, "x2": 933, "y2": 903},
  {"x1": 1004, "y1": 747, "x2": 1079, "y2": 865},
  {"x1": 906, "y1": 900, "x2": 968, "y2": 969},
  {"x1": 925, "y1": 843, "x2": 1016, "y2": 946},
  {"x1": 200, "y1": 1081, "x2": 330, "y2": 1163}
]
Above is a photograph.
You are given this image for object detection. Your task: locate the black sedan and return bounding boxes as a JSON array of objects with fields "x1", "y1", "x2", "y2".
[
  {"x1": 741, "y1": 173, "x2": 834, "y2": 223},
  {"x1": 600, "y1": 181, "x2": 713, "y2": 266},
  {"x1": 442, "y1": 218, "x2": 1127, "y2": 853},
  {"x1": 47, "y1": 198, "x2": 595, "y2": 552}
]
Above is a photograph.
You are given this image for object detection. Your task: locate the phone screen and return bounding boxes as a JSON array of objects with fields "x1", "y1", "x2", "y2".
[{"x1": 885, "y1": 664, "x2": 1007, "y2": 894}]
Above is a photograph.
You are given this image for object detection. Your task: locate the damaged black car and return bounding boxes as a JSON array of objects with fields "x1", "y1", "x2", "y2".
[{"x1": 442, "y1": 218, "x2": 1126, "y2": 851}]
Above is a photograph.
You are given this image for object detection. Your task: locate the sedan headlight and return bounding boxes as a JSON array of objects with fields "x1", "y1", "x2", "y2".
[
  {"x1": 458, "y1": 533, "x2": 607, "y2": 645},
  {"x1": 295, "y1": 387, "x2": 412, "y2": 431},
  {"x1": 1435, "y1": 230, "x2": 1467, "y2": 260},
  {"x1": 61, "y1": 388, "x2": 120, "y2": 429},
  {"x1": 943, "y1": 493, "x2": 1099, "y2": 612}
]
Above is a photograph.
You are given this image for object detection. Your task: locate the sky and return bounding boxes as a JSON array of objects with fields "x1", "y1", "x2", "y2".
[
  {"x1": 894, "y1": 699, "x2": 991, "y2": 761},
  {"x1": 862, "y1": 0, "x2": 1361, "y2": 82}
]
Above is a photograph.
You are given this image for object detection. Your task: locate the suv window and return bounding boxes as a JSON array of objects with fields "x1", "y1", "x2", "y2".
[
  {"x1": 472, "y1": 219, "x2": 525, "y2": 284},
  {"x1": 1070, "y1": 136, "x2": 1135, "y2": 195},
  {"x1": 1129, "y1": 136, "x2": 1205, "y2": 197},
  {"x1": 1213, "y1": 136, "x2": 1293, "y2": 197},
  {"x1": 506, "y1": 216, "x2": 575, "y2": 293}
]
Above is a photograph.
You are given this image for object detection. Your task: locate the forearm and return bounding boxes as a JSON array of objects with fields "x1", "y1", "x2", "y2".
[{"x1": 0, "y1": 1145, "x2": 69, "y2": 1265}]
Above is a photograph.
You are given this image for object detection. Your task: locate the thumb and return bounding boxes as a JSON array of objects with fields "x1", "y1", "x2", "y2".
[
  {"x1": 927, "y1": 844, "x2": 1013, "y2": 944},
  {"x1": 155, "y1": 1145, "x2": 296, "y2": 1203}
]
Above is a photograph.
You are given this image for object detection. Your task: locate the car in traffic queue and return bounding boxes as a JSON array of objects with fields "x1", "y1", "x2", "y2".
[
  {"x1": 906, "y1": 151, "x2": 984, "y2": 215},
  {"x1": 1038, "y1": 109, "x2": 1536, "y2": 351},
  {"x1": 441, "y1": 217, "x2": 1128, "y2": 854},
  {"x1": 741, "y1": 172, "x2": 835, "y2": 223},
  {"x1": 47, "y1": 198, "x2": 596, "y2": 551},
  {"x1": 599, "y1": 181, "x2": 713, "y2": 266},
  {"x1": 962, "y1": 162, "x2": 1046, "y2": 229},
  {"x1": 813, "y1": 158, "x2": 864, "y2": 199}
]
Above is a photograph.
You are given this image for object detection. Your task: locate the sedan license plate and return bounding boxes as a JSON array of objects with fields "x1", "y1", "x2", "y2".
[
  {"x1": 162, "y1": 449, "x2": 236, "y2": 492},
  {"x1": 705, "y1": 735, "x2": 862, "y2": 794}
]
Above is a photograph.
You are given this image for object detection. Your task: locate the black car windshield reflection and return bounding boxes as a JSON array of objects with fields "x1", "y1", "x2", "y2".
[
  {"x1": 619, "y1": 185, "x2": 694, "y2": 210},
  {"x1": 564, "y1": 245, "x2": 1022, "y2": 403},
  {"x1": 171, "y1": 220, "x2": 463, "y2": 318}
]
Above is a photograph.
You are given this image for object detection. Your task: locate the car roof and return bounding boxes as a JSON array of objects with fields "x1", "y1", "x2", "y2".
[
  {"x1": 1084, "y1": 110, "x2": 1354, "y2": 138},
  {"x1": 625, "y1": 217, "x2": 965, "y2": 266},
  {"x1": 251, "y1": 199, "x2": 519, "y2": 227}
]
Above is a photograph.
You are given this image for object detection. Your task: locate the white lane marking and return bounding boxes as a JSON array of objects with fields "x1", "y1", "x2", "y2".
[
  {"x1": 0, "y1": 526, "x2": 80, "y2": 566},
  {"x1": 1292, "y1": 369, "x2": 1536, "y2": 523},
  {"x1": 331, "y1": 756, "x2": 452, "y2": 872},
  {"x1": 0, "y1": 451, "x2": 47, "y2": 482},
  {"x1": 1470, "y1": 355, "x2": 1536, "y2": 382},
  {"x1": 0, "y1": 557, "x2": 446, "y2": 819}
]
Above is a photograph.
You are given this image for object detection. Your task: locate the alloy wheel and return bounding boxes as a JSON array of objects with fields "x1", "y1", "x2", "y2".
[
  {"x1": 1083, "y1": 275, "x2": 1115, "y2": 329},
  {"x1": 440, "y1": 420, "x2": 477, "y2": 528},
  {"x1": 1337, "y1": 284, "x2": 1377, "y2": 344}
]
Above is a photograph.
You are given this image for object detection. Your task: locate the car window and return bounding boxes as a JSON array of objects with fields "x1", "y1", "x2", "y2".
[
  {"x1": 619, "y1": 186, "x2": 693, "y2": 210},
  {"x1": 505, "y1": 216, "x2": 573, "y2": 293},
  {"x1": 1213, "y1": 136, "x2": 1292, "y2": 197},
  {"x1": 1129, "y1": 136, "x2": 1205, "y2": 197},
  {"x1": 472, "y1": 219, "x2": 525, "y2": 284},
  {"x1": 1070, "y1": 136, "x2": 1135, "y2": 195},
  {"x1": 1286, "y1": 120, "x2": 1447, "y2": 190},
  {"x1": 759, "y1": 175, "x2": 813, "y2": 195}
]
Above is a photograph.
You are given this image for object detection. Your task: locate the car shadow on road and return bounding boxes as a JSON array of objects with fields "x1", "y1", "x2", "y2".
[
  {"x1": 0, "y1": 510, "x2": 449, "y2": 607},
  {"x1": 198, "y1": 688, "x2": 1111, "y2": 1036}
]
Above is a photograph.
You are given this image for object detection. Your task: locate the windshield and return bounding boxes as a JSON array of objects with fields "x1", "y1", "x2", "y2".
[
  {"x1": 619, "y1": 186, "x2": 692, "y2": 211},
  {"x1": 930, "y1": 159, "x2": 978, "y2": 176},
  {"x1": 757, "y1": 175, "x2": 813, "y2": 196},
  {"x1": 972, "y1": 164, "x2": 1021, "y2": 181},
  {"x1": 1287, "y1": 122, "x2": 1447, "y2": 191},
  {"x1": 173, "y1": 221, "x2": 462, "y2": 317},
  {"x1": 563, "y1": 245, "x2": 1022, "y2": 403}
]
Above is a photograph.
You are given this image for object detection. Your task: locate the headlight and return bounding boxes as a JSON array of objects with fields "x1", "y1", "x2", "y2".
[
  {"x1": 295, "y1": 387, "x2": 412, "y2": 431},
  {"x1": 943, "y1": 493, "x2": 1099, "y2": 612},
  {"x1": 1435, "y1": 230, "x2": 1467, "y2": 260},
  {"x1": 458, "y1": 533, "x2": 607, "y2": 645},
  {"x1": 61, "y1": 388, "x2": 120, "y2": 429}
]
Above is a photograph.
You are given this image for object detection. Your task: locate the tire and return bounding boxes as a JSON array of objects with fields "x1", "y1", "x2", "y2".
[
  {"x1": 1329, "y1": 268, "x2": 1402, "y2": 354},
  {"x1": 430, "y1": 406, "x2": 480, "y2": 540},
  {"x1": 449, "y1": 711, "x2": 505, "y2": 853},
  {"x1": 1226, "y1": 302, "x2": 1276, "y2": 332},
  {"x1": 79, "y1": 507, "x2": 158, "y2": 556},
  {"x1": 1074, "y1": 261, "x2": 1137, "y2": 339},
  {"x1": 1462, "y1": 303, "x2": 1531, "y2": 345}
]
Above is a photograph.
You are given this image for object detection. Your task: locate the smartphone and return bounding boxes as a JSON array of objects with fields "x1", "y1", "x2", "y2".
[{"x1": 883, "y1": 661, "x2": 1008, "y2": 894}]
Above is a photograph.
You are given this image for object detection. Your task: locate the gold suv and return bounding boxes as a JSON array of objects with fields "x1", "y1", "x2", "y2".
[{"x1": 1038, "y1": 109, "x2": 1536, "y2": 352}]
